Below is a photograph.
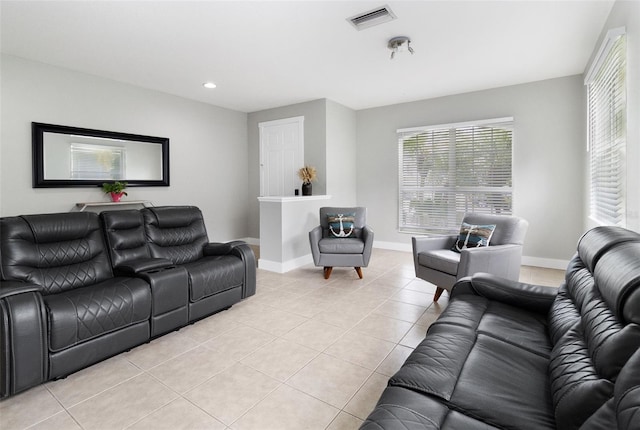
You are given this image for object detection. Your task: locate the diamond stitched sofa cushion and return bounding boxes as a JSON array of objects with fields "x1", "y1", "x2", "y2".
[
  {"x1": 548, "y1": 283, "x2": 581, "y2": 345},
  {"x1": 45, "y1": 277, "x2": 151, "y2": 351},
  {"x1": 101, "y1": 210, "x2": 150, "y2": 267},
  {"x1": 0, "y1": 213, "x2": 113, "y2": 295},
  {"x1": 143, "y1": 206, "x2": 209, "y2": 264}
]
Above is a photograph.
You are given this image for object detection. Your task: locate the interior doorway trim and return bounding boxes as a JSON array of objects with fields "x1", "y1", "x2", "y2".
[{"x1": 259, "y1": 116, "x2": 304, "y2": 197}]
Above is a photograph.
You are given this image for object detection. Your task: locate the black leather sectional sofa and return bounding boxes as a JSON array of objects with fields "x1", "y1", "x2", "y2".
[
  {"x1": 0, "y1": 206, "x2": 255, "y2": 399},
  {"x1": 362, "y1": 226, "x2": 640, "y2": 430}
]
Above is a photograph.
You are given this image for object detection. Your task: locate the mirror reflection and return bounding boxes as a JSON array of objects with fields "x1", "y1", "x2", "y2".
[
  {"x1": 43, "y1": 133, "x2": 163, "y2": 181},
  {"x1": 32, "y1": 123, "x2": 169, "y2": 187}
]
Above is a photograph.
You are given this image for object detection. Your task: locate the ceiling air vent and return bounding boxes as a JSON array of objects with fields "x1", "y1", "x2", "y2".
[{"x1": 348, "y1": 5, "x2": 397, "y2": 31}]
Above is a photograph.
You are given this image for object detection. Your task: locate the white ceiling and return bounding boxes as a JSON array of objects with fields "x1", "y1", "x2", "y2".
[{"x1": 1, "y1": 1, "x2": 615, "y2": 113}]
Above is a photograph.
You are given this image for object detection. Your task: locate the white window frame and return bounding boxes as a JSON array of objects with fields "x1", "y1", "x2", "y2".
[
  {"x1": 398, "y1": 117, "x2": 514, "y2": 234},
  {"x1": 585, "y1": 27, "x2": 626, "y2": 227}
]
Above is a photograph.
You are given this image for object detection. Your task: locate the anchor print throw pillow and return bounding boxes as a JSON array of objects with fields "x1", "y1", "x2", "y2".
[
  {"x1": 327, "y1": 213, "x2": 356, "y2": 238},
  {"x1": 451, "y1": 222, "x2": 496, "y2": 252}
]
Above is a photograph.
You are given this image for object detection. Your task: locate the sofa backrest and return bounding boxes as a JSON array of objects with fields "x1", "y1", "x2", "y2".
[
  {"x1": 100, "y1": 210, "x2": 151, "y2": 268},
  {"x1": 142, "y1": 206, "x2": 209, "y2": 264},
  {"x1": 0, "y1": 212, "x2": 112, "y2": 294},
  {"x1": 547, "y1": 227, "x2": 640, "y2": 429},
  {"x1": 577, "y1": 225, "x2": 640, "y2": 273}
]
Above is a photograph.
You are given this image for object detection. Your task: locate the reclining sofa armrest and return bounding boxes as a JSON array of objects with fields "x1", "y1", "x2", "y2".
[
  {"x1": 0, "y1": 281, "x2": 42, "y2": 299},
  {"x1": 451, "y1": 273, "x2": 558, "y2": 314},
  {"x1": 203, "y1": 242, "x2": 234, "y2": 256},
  {"x1": 114, "y1": 258, "x2": 174, "y2": 275},
  {"x1": 225, "y1": 241, "x2": 257, "y2": 299},
  {"x1": 0, "y1": 281, "x2": 47, "y2": 398}
]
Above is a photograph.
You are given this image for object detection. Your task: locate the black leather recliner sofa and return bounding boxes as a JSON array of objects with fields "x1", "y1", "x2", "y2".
[
  {"x1": 140, "y1": 206, "x2": 256, "y2": 321},
  {"x1": 362, "y1": 226, "x2": 640, "y2": 430},
  {"x1": 0, "y1": 206, "x2": 255, "y2": 399}
]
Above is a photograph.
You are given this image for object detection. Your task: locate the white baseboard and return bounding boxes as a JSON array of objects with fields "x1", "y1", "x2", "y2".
[
  {"x1": 258, "y1": 253, "x2": 313, "y2": 273},
  {"x1": 251, "y1": 237, "x2": 568, "y2": 271},
  {"x1": 373, "y1": 240, "x2": 412, "y2": 252},
  {"x1": 375, "y1": 240, "x2": 568, "y2": 270},
  {"x1": 521, "y1": 256, "x2": 569, "y2": 270}
]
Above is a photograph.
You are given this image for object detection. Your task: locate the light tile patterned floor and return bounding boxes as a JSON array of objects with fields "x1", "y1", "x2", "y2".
[{"x1": 0, "y1": 249, "x2": 564, "y2": 430}]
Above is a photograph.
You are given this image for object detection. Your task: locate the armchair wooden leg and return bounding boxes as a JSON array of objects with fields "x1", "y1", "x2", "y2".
[
  {"x1": 324, "y1": 267, "x2": 333, "y2": 279},
  {"x1": 354, "y1": 267, "x2": 363, "y2": 279},
  {"x1": 433, "y1": 287, "x2": 444, "y2": 302}
]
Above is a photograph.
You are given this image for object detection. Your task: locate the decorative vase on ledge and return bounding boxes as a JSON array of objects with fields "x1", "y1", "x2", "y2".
[
  {"x1": 110, "y1": 192, "x2": 125, "y2": 202},
  {"x1": 301, "y1": 182, "x2": 312, "y2": 196}
]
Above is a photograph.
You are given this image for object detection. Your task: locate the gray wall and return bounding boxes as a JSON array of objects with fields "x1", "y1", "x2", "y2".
[
  {"x1": 356, "y1": 76, "x2": 586, "y2": 263},
  {"x1": 247, "y1": 99, "x2": 328, "y2": 238},
  {"x1": 0, "y1": 55, "x2": 249, "y2": 241},
  {"x1": 247, "y1": 99, "x2": 358, "y2": 239},
  {"x1": 584, "y1": 0, "x2": 640, "y2": 232},
  {"x1": 325, "y1": 99, "x2": 357, "y2": 206}
]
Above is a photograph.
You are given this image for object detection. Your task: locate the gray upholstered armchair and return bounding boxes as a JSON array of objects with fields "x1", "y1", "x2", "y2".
[
  {"x1": 412, "y1": 213, "x2": 528, "y2": 301},
  {"x1": 309, "y1": 207, "x2": 374, "y2": 279}
]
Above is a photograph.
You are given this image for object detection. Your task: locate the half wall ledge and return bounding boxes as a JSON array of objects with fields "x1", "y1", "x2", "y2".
[{"x1": 258, "y1": 195, "x2": 331, "y2": 273}]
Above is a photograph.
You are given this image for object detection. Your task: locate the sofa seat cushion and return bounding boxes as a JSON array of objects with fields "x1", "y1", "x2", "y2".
[
  {"x1": 418, "y1": 250, "x2": 459, "y2": 276},
  {"x1": 361, "y1": 386, "x2": 501, "y2": 430},
  {"x1": 184, "y1": 255, "x2": 244, "y2": 302},
  {"x1": 476, "y1": 303, "x2": 551, "y2": 357},
  {"x1": 392, "y1": 330, "x2": 555, "y2": 430},
  {"x1": 447, "y1": 333, "x2": 555, "y2": 430},
  {"x1": 44, "y1": 277, "x2": 151, "y2": 352},
  {"x1": 433, "y1": 294, "x2": 552, "y2": 357},
  {"x1": 318, "y1": 237, "x2": 364, "y2": 254},
  {"x1": 391, "y1": 324, "x2": 476, "y2": 401}
]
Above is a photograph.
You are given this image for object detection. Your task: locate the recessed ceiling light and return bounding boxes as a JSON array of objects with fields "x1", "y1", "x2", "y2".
[{"x1": 203, "y1": 82, "x2": 217, "y2": 89}]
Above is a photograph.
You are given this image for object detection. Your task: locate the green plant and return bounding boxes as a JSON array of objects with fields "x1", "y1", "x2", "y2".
[{"x1": 102, "y1": 181, "x2": 128, "y2": 195}]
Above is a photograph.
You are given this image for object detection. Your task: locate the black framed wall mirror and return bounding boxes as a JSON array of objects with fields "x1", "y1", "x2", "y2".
[{"x1": 32, "y1": 122, "x2": 170, "y2": 188}]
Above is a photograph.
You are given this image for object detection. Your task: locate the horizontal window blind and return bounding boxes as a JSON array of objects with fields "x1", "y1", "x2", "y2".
[
  {"x1": 587, "y1": 30, "x2": 626, "y2": 227},
  {"x1": 70, "y1": 144, "x2": 125, "y2": 180},
  {"x1": 398, "y1": 118, "x2": 513, "y2": 233}
]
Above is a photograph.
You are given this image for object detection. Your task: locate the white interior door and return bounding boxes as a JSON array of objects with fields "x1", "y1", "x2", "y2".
[{"x1": 259, "y1": 116, "x2": 304, "y2": 196}]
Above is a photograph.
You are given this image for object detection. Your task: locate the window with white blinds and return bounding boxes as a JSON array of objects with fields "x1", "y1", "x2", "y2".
[
  {"x1": 586, "y1": 28, "x2": 626, "y2": 227},
  {"x1": 70, "y1": 144, "x2": 125, "y2": 180},
  {"x1": 398, "y1": 118, "x2": 513, "y2": 233}
]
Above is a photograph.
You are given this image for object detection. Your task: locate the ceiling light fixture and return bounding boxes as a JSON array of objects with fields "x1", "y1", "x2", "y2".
[
  {"x1": 203, "y1": 82, "x2": 217, "y2": 89},
  {"x1": 388, "y1": 36, "x2": 414, "y2": 60}
]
